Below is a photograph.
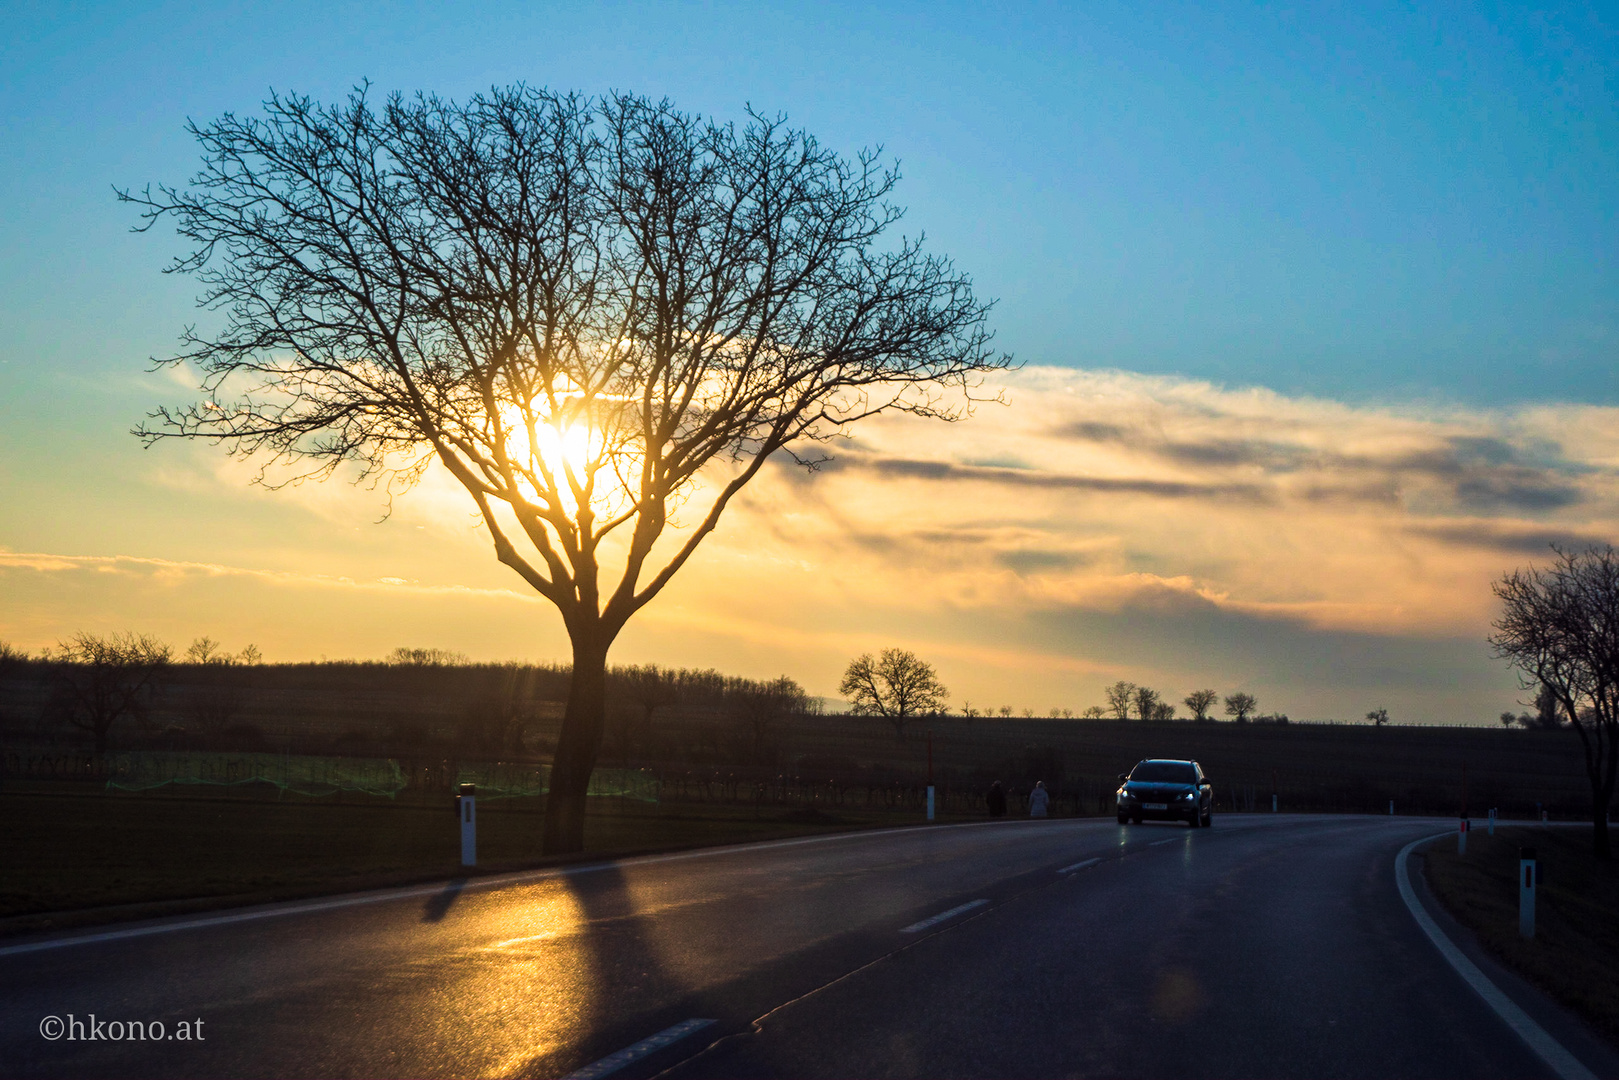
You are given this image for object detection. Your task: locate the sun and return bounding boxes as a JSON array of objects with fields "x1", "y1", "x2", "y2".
[{"x1": 533, "y1": 421, "x2": 592, "y2": 483}]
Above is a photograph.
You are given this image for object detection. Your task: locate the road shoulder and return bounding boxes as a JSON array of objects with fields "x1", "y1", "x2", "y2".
[{"x1": 1399, "y1": 835, "x2": 1619, "y2": 1079}]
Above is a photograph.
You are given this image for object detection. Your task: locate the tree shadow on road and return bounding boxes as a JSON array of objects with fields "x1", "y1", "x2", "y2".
[{"x1": 421, "y1": 877, "x2": 466, "y2": 922}]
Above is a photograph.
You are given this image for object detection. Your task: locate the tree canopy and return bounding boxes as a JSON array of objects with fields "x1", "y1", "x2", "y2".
[
  {"x1": 1491, "y1": 546, "x2": 1619, "y2": 859},
  {"x1": 125, "y1": 85, "x2": 1008, "y2": 852}
]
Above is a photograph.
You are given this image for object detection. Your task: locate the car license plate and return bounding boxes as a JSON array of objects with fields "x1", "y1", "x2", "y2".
[{"x1": 1144, "y1": 802, "x2": 1168, "y2": 810}]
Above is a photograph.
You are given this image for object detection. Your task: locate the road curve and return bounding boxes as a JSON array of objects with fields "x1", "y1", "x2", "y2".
[{"x1": 0, "y1": 814, "x2": 1606, "y2": 1078}]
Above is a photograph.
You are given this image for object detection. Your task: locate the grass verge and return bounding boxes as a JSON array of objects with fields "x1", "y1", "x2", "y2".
[
  {"x1": 0, "y1": 786, "x2": 944, "y2": 936},
  {"x1": 1424, "y1": 825, "x2": 1619, "y2": 1045}
]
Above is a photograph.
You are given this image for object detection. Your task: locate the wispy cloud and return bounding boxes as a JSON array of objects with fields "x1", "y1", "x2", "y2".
[
  {"x1": 10, "y1": 366, "x2": 1617, "y2": 721},
  {"x1": 0, "y1": 550, "x2": 540, "y2": 604}
]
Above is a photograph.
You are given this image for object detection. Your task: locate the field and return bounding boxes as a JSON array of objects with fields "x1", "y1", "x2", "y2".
[
  {"x1": 0, "y1": 785, "x2": 922, "y2": 934},
  {"x1": 1, "y1": 661, "x2": 1609, "y2": 932}
]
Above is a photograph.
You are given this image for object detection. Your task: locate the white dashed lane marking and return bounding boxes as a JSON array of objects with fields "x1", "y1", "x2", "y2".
[
  {"x1": 1057, "y1": 857, "x2": 1101, "y2": 873},
  {"x1": 899, "y1": 900, "x2": 990, "y2": 934},
  {"x1": 563, "y1": 1018, "x2": 717, "y2": 1080}
]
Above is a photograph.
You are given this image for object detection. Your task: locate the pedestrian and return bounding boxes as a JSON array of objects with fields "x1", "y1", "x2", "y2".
[
  {"x1": 986, "y1": 780, "x2": 1007, "y2": 817},
  {"x1": 1029, "y1": 780, "x2": 1050, "y2": 818}
]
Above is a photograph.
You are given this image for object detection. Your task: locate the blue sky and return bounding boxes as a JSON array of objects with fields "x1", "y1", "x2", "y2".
[{"x1": 2, "y1": 1, "x2": 1616, "y2": 721}]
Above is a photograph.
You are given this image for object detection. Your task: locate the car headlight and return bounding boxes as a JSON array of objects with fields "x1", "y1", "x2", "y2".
[{"x1": 1181, "y1": 792, "x2": 1197, "y2": 800}]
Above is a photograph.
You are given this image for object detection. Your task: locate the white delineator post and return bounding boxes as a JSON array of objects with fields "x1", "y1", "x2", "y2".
[
  {"x1": 458, "y1": 783, "x2": 477, "y2": 867},
  {"x1": 1519, "y1": 847, "x2": 1537, "y2": 939},
  {"x1": 925, "y1": 730, "x2": 935, "y2": 822},
  {"x1": 1458, "y1": 816, "x2": 1469, "y2": 854},
  {"x1": 1488, "y1": 808, "x2": 1496, "y2": 836},
  {"x1": 1388, "y1": 800, "x2": 1394, "y2": 816}
]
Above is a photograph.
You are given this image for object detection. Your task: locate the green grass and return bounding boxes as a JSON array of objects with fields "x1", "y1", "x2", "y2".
[
  {"x1": 1425, "y1": 825, "x2": 1619, "y2": 1044},
  {"x1": 0, "y1": 785, "x2": 933, "y2": 933}
]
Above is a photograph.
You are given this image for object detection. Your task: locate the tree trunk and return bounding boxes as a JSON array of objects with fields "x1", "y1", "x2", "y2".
[
  {"x1": 1595, "y1": 731, "x2": 1616, "y2": 861},
  {"x1": 542, "y1": 630, "x2": 611, "y2": 855}
]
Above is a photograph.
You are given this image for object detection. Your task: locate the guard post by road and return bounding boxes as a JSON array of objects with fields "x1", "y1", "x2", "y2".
[
  {"x1": 925, "y1": 730, "x2": 935, "y2": 822},
  {"x1": 1457, "y1": 815, "x2": 1469, "y2": 855},
  {"x1": 1519, "y1": 846, "x2": 1538, "y2": 939},
  {"x1": 456, "y1": 783, "x2": 477, "y2": 867}
]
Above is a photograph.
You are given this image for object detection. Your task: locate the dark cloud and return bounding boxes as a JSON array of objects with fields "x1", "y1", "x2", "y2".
[
  {"x1": 1450, "y1": 473, "x2": 1583, "y2": 512},
  {"x1": 996, "y1": 549, "x2": 1088, "y2": 574},
  {"x1": 1407, "y1": 522, "x2": 1617, "y2": 556},
  {"x1": 1056, "y1": 421, "x2": 1129, "y2": 442},
  {"x1": 864, "y1": 457, "x2": 1271, "y2": 502},
  {"x1": 1053, "y1": 419, "x2": 1593, "y2": 513}
]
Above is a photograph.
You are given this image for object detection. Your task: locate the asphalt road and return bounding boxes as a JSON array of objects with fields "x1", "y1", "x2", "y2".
[{"x1": 0, "y1": 814, "x2": 1607, "y2": 1078}]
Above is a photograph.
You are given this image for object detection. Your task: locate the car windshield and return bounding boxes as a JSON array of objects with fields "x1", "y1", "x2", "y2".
[{"x1": 1131, "y1": 762, "x2": 1197, "y2": 784}]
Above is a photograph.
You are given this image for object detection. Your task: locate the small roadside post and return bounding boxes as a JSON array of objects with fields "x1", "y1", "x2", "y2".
[
  {"x1": 1458, "y1": 763, "x2": 1469, "y2": 853},
  {"x1": 1488, "y1": 807, "x2": 1496, "y2": 836},
  {"x1": 925, "y1": 730, "x2": 935, "y2": 822},
  {"x1": 1519, "y1": 847, "x2": 1538, "y2": 939},
  {"x1": 1388, "y1": 800, "x2": 1394, "y2": 816},
  {"x1": 456, "y1": 783, "x2": 477, "y2": 867},
  {"x1": 1271, "y1": 768, "x2": 1278, "y2": 813}
]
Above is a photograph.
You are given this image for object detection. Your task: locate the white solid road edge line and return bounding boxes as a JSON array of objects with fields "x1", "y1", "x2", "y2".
[
  {"x1": 562, "y1": 1018, "x2": 717, "y2": 1080},
  {"x1": 1395, "y1": 834, "x2": 1597, "y2": 1080},
  {"x1": 900, "y1": 899, "x2": 989, "y2": 934},
  {"x1": 0, "y1": 818, "x2": 1115, "y2": 958},
  {"x1": 1056, "y1": 857, "x2": 1101, "y2": 874}
]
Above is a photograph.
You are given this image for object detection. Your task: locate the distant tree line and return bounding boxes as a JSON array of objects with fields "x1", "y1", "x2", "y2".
[{"x1": 0, "y1": 634, "x2": 813, "y2": 766}]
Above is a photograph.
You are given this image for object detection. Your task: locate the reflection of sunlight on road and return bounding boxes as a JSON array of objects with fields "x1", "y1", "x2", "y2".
[{"x1": 425, "y1": 882, "x2": 593, "y2": 1076}]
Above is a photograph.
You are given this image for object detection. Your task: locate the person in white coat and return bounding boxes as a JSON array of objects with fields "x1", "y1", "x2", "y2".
[{"x1": 1029, "y1": 780, "x2": 1050, "y2": 818}]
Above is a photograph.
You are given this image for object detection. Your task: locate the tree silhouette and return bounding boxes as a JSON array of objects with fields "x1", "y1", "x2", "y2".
[
  {"x1": 124, "y1": 86, "x2": 1007, "y2": 853},
  {"x1": 49, "y1": 632, "x2": 172, "y2": 755},
  {"x1": 1105, "y1": 680, "x2": 1136, "y2": 720},
  {"x1": 1365, "y1": 707, "x2": 1389, "y2": 727},
  {"x1": 1492, "y1": 546, "x2": 1619, "y2": 859},
  {"x1": 1183, "y1": 689, "x2": 1217, "y2": 722},
  {"x1": 839, "y1": 648, "x2": 948, "y2": 741},
  {"x1": 1224, "y1": 691, "x2": 1257, "y2": 724}
]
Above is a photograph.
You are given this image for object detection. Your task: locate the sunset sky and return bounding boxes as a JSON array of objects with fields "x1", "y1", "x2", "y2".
[{"x1": 3, "y1": 2, "x2": 1616, "y2": 723}]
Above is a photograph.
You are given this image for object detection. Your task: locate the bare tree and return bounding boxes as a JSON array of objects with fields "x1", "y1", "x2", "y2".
[
  {"x1": 185, "y1": 636, "x2": 225, "y2": 664},
  {"x1": 49, "y1": 632, "x2": 172, "y2": 755},
  {"x1": 839, "y1": 649, "x2": 949, "y2": 741},
  {"x1": 1132, "y1": 685, "x2": 1161, "y2": 721},
  {"x1": 728, "y1": 675, "x2": 809, "y2": 764},
  {"x1": 1105, "y1": 680, "x2": 1136, "y2": 720},
  {"x1": 388, "y1": 647, "x2": 471, "y2": 666},
  {"x1": 1365, "y1": 707, "x2": 1389, "y2": 727},
  {"x1": 1224, "y1": 691, "x2": 1257, "y2": 724},
  {"x1": 1491, "y1": 546, "x2": 1619, "y2": 859},
  {"x1": 0, "y1": 641, "x2": 26, "y2": 676},
  {"x1": 1151, "y1": 701, "x2": 1176, "y2": 721},
  {"x1": 124, "y1": 86, "x2": 1005, "y2": 854},
  {"x1": 1183, "y1": 689, "x2": 1217, "y2": 722}
]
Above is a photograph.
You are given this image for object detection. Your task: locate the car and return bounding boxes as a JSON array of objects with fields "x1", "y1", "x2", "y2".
[{"x1": 1116, "y1": 759, "x2": 1213, "y2": 827}]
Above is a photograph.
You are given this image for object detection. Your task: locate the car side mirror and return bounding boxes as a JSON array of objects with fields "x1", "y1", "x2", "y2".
[
  {"x1": 1201, "y1": 778, "x2": 1212, "y2": 786},
  {"x1": 1117, "y1": 773, "x2": 1128, "y2": 782}
]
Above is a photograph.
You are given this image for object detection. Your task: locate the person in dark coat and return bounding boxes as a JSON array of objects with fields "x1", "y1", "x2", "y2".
[{"x1": 986, "y1": 780, "x2": 1007, "y2": 817}]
